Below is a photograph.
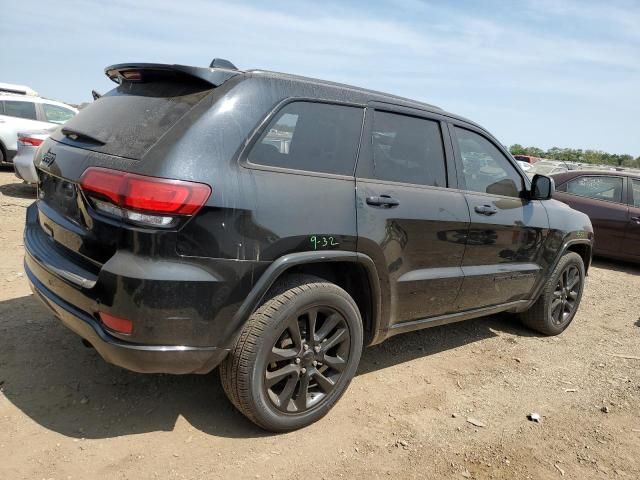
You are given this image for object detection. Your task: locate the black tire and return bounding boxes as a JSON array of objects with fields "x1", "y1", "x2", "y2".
[
  {"x1": 220, "y1": 274, "x2": 363, "y2": 432},
  {"x1": 519, "y1": 252, "x2": 585, "y2": 335}
]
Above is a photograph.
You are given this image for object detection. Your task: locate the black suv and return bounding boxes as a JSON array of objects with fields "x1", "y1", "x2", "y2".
[{"x1": 24, "y1": 59, "x2": 594, "y2": 431}]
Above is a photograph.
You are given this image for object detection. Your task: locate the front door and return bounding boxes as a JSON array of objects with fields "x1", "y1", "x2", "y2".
[
  {"x1": 450, "y1": 125, "x2": 549, "y2": 310},
  {"x1": 356, "y1": 107, "x2": 469, "y2": 326}
]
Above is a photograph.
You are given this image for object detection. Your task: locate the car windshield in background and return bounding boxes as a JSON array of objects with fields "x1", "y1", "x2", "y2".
[{"x1": 54, "y1": 80, "x2": 213, "y2": 159}]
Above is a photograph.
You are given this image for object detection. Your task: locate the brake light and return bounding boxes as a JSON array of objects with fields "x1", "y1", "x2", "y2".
[
  {"x1": 80, "y1": 167, "x2": 211, "y2": 226},
  {"x1": 18, "y1": 136, "x2": 44, "y2": 146},
  {"x1": 99, "y1": 312, "x2": 133, "y2": 335}
]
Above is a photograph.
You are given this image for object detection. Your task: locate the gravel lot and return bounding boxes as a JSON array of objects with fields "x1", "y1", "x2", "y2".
[{"x1": 1, "y1": 169, "x2": 639, "y2": 479}]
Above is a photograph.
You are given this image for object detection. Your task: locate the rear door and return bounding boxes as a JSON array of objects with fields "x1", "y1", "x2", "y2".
[
  {"x1": 449, "y1": 124, "x2": 549, "y2": 310},
  {"x1": 356, "y1": 105, "x2": 469, "y2": 326},
  {"x1": 625, "y1": 178, "x2": 640, "y2": 258},
  {"x1": 554, "y1": 175, "x2": 628, "y2": 256}
]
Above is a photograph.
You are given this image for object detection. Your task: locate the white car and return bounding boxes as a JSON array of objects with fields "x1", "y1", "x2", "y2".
[
  {"x1": 516, "y1": 160, "x2": 533, "y2": 172},
  {"x1": 0, "y1": 85, "x2": 77, "y2": 165}
]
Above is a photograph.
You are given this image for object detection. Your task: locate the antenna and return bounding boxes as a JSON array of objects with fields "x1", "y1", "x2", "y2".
[{"x1": 209, "y1": 58, "x2": 238, "y2": 70}]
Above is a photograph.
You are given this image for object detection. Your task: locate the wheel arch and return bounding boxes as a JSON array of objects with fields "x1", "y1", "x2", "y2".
[{"x1": 226, "y1": 251, "x2": 382, "y2": 348}]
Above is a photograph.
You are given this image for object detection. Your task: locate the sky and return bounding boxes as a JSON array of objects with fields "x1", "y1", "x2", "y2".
[{"x1": 2, "y1": 0, "x2": 639, "y2": 156}]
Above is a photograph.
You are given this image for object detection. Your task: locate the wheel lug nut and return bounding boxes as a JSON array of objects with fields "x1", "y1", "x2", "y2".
[
  {"x1": 312, "y1": 360, "x2": 318, "y2": 366},
  {"x1": 301, "y1": 368, "x2": 307, "y2": 374},
  {"x1": 314, "y1": 345, "x2": 321, "y2": 353},
  {"x1": 303, "y1": 344, "x2": 309, "y2": 351},
  {"x1": 295, "y1": 358, "x2": 301, "y2": 364}
]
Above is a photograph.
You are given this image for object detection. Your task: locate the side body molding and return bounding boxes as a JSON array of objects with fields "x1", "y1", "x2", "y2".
[{"x1": 224, "y1": 251, "x2": 383, "y2": 346}]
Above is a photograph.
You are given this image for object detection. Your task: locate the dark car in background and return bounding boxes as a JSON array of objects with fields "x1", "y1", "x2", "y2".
[
  {"x1": 552, "y1": 170, "x2": 640, "y2": 263},
  {"x1": 25, "y1": 59, "x2": 593, "y2": 431}
]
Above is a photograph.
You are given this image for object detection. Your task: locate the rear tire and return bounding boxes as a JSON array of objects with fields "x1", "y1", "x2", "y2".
[
  {"x1": 220, "y1": 274, "x2": 363, "y2": 432},
  {"x1": 519, "y1": 252, "x2": 585, "y2": 335}
]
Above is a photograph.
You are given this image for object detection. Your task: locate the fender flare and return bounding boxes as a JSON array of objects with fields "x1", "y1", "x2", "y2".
[
  {"x1": 223, "y1": 250, "x2": 382, "y2": 347},
  {"x1": 521, "y1": 237, "x2": 593, "y2": 311}
]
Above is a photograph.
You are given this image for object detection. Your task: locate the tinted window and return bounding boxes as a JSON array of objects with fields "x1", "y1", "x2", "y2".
[
  {"x1": 57, "y1": 79, "x2": 213, "y2": 159},
  {"x1": 43, "y1": 103, "x2": 75, "y2": 124},
  {"x1": 2, "y1": 100, "x2": 37, "y2": 120},
  {"x1": 249, "y1": 102, "x2": 363, "y2": 176},
  {"x1": 632, "y1": 179, "x2": 640, "y2": 208},
  {"x1": 567, "y1": 176, "x2": 624, "y2": 203},
  {"x1": 455, "y1": 127, "x2": 523, "y2": 197},
  {"x1": 370, "y1": 111, "x2": 446, "y2": 187}
]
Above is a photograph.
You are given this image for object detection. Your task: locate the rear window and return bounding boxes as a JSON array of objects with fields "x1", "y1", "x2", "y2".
[
  {"x1": 43, "y1": 103, "x2": 76, "y2": 124},
  {"x1": 55, "y1": 80, "x2": 212, "y2": 159},
  {"x1": 248, "y1": 101, "x2": 364, "y2": 176},
  {"x1": 2, "y1": 100, "x2": 37, "y2": 120}
]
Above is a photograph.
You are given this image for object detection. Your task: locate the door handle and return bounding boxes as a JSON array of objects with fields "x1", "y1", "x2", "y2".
[
  {"x1": 631, "y1": 216, "x2": 640, "y2": 224},
  {"x1": 474, "y1": 204, "x2": 498, "y2": 216},
  {"x1": 366, "y1": 195, "x2": 400, "y2": 208}
]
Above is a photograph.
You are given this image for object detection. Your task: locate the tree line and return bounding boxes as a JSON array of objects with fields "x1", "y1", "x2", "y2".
[{"x1": 509, "y1": 144, "x2": 640, "y2": 168}]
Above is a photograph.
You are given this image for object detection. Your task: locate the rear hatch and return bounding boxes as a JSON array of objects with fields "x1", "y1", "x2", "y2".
[{"x1": 33, "y1": 63, "x2": 238, "y2": 269}]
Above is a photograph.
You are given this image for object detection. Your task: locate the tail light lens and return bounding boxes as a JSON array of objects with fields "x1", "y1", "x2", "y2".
[
  {"x1": 18, "y1": 136, "x2": 45, "y2": 147},
  {"x1": 80, "y1": 167, "x2": 211, "y2": 227}
]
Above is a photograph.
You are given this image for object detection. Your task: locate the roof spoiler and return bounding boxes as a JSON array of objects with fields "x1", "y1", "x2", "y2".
[{"x1": 104, "y1": 61, "x2": 240, "y2": 86}]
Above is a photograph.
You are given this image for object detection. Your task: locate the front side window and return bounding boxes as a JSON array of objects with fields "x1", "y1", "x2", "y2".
[
  {"x1": 370, "y1": 111, "x2": 447, "y2": 187},
  {"x1": 566, "y1": 176, "x2": 624, "y2": 203},
  {"x1": 455, "y1": 127, "x2": 523, "y2": 197},
  {"x1": 2, "y1": 100, "x2": 37, "y2": 120},
  {"x1": 632, "y1": 179, "x2": 640, "y2": 208},
  {"x1": 249, "y1": 101, "x2": 364, "y2": 176},
  {"x1": 43, "y1": 103, "x2": 76, "y2": 124}
]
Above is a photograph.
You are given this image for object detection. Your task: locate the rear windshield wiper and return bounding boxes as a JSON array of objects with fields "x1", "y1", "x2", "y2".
[{"x1": 61, "y1": 127, "x2": 106, "y2": 145}]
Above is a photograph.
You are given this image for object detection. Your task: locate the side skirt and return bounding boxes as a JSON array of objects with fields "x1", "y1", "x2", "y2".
[{"x1": 383, "y1": 300, "x2": 529, "y2": 340}]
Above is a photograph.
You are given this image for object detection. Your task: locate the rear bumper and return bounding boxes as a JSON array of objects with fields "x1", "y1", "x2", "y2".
[
  {"x1": 13, "y1": 150, "x2": 38, "y2": 183},
  {"x1": 26, "y1": 263, "x2": 229, "y2": 374}
]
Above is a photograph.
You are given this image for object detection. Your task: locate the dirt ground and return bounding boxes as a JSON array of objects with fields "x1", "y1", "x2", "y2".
[{"x1": 1, "y1": 169, "x2": 639, "y2": 480}]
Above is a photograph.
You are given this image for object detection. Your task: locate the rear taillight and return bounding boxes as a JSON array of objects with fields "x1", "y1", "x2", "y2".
[
  {"x1": 79, "y1": 167, "x2": 211, "y2": 227},
  {"x1": 18, "y1": 136, "x2": 44, "y2": 147}
]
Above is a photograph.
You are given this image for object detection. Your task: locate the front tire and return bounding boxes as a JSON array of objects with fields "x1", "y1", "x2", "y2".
[
  {"x1": 519, "y1": 252, "x2": 585, "y2": 335},
  {"x1": 220, "y1": 274, "x2": 363, "y2": 432}
]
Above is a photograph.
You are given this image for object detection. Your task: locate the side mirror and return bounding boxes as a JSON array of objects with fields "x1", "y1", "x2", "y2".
[{"x1": 530, "y1": 174, "x2": 555, "y2": 200}]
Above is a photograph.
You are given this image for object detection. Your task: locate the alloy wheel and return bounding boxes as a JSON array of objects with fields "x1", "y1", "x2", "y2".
[
  {"x1": 550, "y1": 264, "x2": 581, "y2": 326},
  {"x1": 264, "y1": 306, "x2": 351, "y2": 413}
]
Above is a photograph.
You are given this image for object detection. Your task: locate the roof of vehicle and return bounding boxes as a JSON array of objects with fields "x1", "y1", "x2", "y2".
[
  {"x1": 246, "y1": 69, "x2": 483, "y2": 128},
  {"x1": 0, "y1": 82, "x2": 38, "y2": 96},
  {"x1": 102, "y1": 60, "x2": 484, "y2": 131},
  {"x1": 0, "y1": 93, "x2": 78, "y2": 112}
]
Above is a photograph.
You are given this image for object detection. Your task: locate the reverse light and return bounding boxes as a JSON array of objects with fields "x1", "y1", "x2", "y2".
[
  {"x1": 18, "y1": 136, "x2": 45, "y2": 147},
  {"x1": 99, "y1": 312, "x2": 133, "y2": 335},
  {"x1": 79, "y1": 167, "x2": 211, "y2": 227}
]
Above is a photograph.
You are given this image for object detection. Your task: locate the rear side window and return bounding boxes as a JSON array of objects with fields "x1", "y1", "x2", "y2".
[
  {"x1": 43, "y1": 103, "x2": 75, "y2": 124},
  {"x1": 370, "y1": 111, "x2": 447, "y2": 187},
  {"x1": 56, "y1": 79, "x2": 212, "y2": 159},
  {"x1": 455, "y1": 127, "x2": 523, "y2": 198},
  {"x1": 566, "y1": 176, "x2": 624, "y2": 203},
  {"x1": 249, "y1": 101, "x2": 364, "y2": 176},
  {"x1": 2, "y1": 100, "x2": 37, "y2": 120}
]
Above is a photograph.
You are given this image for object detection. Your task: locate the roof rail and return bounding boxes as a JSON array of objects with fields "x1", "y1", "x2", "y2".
[{"x1": 0, "y1": 82, "x2": 39, "y2": 96}]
